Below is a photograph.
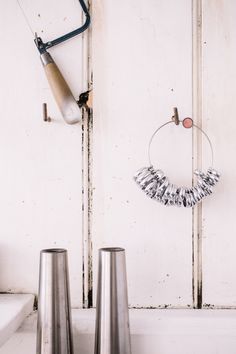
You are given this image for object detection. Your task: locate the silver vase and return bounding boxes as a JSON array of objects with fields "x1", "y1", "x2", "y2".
[
  {"x1": 94, "y1": 247, "x2": 131, "y2": 354},
  {"x1": 36, "y1": 248, "x2": 74, "y2": 354}
]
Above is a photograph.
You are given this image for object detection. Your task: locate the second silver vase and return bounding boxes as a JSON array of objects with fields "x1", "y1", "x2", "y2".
[{"x1": 94, "y1": 247, "x2": 131, "y2": 354}]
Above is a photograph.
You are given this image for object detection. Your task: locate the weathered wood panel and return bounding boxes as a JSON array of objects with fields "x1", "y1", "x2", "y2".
[
  {"x1": 202, "y1": 0, "x2": 236, "y2": 307},
  {"x1": 92, "y1": 0, "x2": 193, "y2": 307},
  {"x1": 0, "y1": 0, "x2": 87, "y2": 307}
]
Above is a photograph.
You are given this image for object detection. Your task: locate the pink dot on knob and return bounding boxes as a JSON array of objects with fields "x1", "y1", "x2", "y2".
[{"x1": 183, "y1": 117, "x2": 193, "y2": 128}]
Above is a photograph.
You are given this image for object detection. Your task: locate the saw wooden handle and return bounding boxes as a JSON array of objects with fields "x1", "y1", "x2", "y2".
[{"x1": 41, "y1": 52, "x2": 81, "y2": 124}]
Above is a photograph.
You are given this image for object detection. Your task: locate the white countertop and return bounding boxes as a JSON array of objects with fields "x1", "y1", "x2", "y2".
[
  {"x1": 1, "y1": 308, "x2": 236, "y2": 354},
  {"x1": 0, "y1": 294, "x2": 34, "y2": 348}
]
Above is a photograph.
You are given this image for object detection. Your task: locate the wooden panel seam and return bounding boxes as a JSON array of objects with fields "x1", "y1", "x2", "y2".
[
  {"x1": 192, "y1": 0, "x2": 203, "y2": 309},
  {"x1": 82, "y1": 0, "x2": 94, "y2": 309}
]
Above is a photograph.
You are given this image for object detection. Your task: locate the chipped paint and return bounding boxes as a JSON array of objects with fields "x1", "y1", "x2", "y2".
[{"x1": 130, "y1": 304, "x2": 192, "y2": 309}]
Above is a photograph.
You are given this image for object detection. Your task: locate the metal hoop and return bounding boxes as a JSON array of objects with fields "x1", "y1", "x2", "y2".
[
  {"x1": 148, "y1": 120, "x2": 214, "y2": 167},
  {"x1": 134, "y1": 116, "x2": 220, "y2": 208}
]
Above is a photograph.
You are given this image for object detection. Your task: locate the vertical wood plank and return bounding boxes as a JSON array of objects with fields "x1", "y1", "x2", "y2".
[
  {"x1": 92, "y1": 0, "x2": 193, "y2": 307},
  {"x1": 81, "y1": 0, "x2": 93, "y2": 308},
  {"x1": 0, "y1": 0, "x2": 86, "y2": 307},
  {"x1": 192, "y1": 0, "x2": 203, "y2": 309},
  {"x1": 202, "y1": 0, "x2": 236, "y2": 307}
]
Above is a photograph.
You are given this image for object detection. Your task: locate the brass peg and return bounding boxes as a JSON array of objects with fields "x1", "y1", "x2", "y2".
[
  {"x1": 43, "y1": 103, "x2": 51, "y2": 122},
  {"x1": 172, "y1": 107, "x2": 180, "y2": 125}
]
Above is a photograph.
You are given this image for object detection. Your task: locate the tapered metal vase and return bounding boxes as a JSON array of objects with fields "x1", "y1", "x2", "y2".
[
  {"x1": 95, "y1": 248, "x2": 131, "y2": 354},
  {"x1": 36, "y1": 248, "x2": 74, "y2": 354}
]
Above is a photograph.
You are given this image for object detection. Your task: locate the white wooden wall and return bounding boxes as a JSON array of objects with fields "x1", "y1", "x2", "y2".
[{"x1": 0, "y1": 0, "x2": 234, "y2": 309}]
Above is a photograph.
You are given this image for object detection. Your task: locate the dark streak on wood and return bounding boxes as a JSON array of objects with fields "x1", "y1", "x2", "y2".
[
  {"x1": 87, "y1": 108, "x2": 93, "y2": 308},
  {"x1": 192, "y1": 228, "x2": 195, "y2": 307},
  {"x1": 82, "y1": 104, "x2": 93, "y2": 309},
  {"x1": 82, "y1": 113, "x2": 86, "y2": 309},
  {"x1": 197, "y1": 277, "x2": 202, "y2": 309},
  {"x1": 82, "y1": 260, "x2": 85, "y2": 307},
  {"x1": 88, "y1": 289, "x2": 93, "y2": 308},
  {"x1": 33, "y1": 296, "x2": 38, "y2": 311}
]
